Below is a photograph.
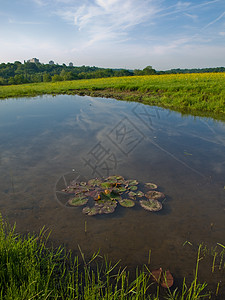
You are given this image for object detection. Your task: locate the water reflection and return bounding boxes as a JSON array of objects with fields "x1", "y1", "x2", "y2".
[{"x1": 0, "y1": 95, "x2": 225, "y2": 285}]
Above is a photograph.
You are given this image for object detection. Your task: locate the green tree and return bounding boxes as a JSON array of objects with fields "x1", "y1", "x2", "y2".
[
  {"x1": 52, "y1": 74, "x2": 63, "y2": 82},
  {"x1": 142, "y1": 66, "x2": 156, "y2": 75},
  {"x1": 43, "y1": 73, "x2": 51, "y2": 82}
]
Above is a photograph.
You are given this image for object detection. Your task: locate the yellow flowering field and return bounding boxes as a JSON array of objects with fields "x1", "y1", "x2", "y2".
[{"x1": 0, "y1": 73, "x2": 224, "y2": 117}]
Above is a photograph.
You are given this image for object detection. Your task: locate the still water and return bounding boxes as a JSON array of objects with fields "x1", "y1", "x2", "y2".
[{"x1": 0, "y1": 95, "x2": 225, "y2": 285}]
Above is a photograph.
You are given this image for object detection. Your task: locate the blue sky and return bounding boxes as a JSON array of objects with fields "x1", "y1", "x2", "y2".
[{"x1": 0, "y1": 0, "x2": 225, "y2": 70}]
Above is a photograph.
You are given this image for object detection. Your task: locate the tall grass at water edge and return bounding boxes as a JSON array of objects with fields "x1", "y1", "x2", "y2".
[
  {"x1": 0, "y1": 73, "x2": 224, "y2": 117},
  {"x1": 0, "y1": 214, "x2": 221, "y2": 300}
]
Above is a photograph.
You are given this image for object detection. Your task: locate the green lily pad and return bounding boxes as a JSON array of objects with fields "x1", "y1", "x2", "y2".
[
  {"x1": 106, "y1": 176, "x2": 118, "y2": 184},
  {"x1": 95, "y1": 200, "x2": 117, "y2": 214},
  {"x1": 88, "y1": 179, "x2": 102, "y2": 186},
  {"x1": 129, "y1": 185, "x2": 138, "y2": 191},
  {"x1": 117, "y1": 186, "x2": 126, "y2": 192},
  {"x1": 128, "y1": 191, "x2": 137, "y2": 198},
  {"x1": 62, "y1": 187, "x2": 75, "y2": 194},
  {"x1": 145, "y1": 183, "x2": 158, "y2": 189},
  {"x1": 119, "y1": 199, "x2": 135, "y2": 208},
  {"x1": 140, "y1": 199, "x2": 162, "y2": 212},
  {"x1": 82, "y1": 206, "x2": 100, "y2": 216},
  {"x1": 116, "y1": 175, "x2": 124, "y2": 181},
  {"x1": 101, "y1": 182, "x2": 113, "y2": 189},
  {"x1": 68, "y1": 196, "x2": 88, "y2": 207},
  {"x1": 100, "y1": 205, "x2": 115, "y2": 214},
  {"x1": 109, "y1": 192, "x2": 122, "y2": 201},
  {"x1": 82, "y1": 206, "x2": 91, "y2": 214},
  {"x1": 127, "y1": 179, "x2": 138, "y2": 185},
  {"x1": 145, "y1": 191, "x2": 165, "y2": 200},
  {"x1": 136, "y1": 191, "x2": 144, "y2": 197}
]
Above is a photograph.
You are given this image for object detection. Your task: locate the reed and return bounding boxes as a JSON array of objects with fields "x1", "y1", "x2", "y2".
[{"x1": 0, "y1": 214, "x2": 221, "y2": 299}]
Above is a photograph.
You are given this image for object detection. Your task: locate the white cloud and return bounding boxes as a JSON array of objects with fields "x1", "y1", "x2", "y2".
[
  {"x1": 184, "y1": 13, "x2": 198, "y2": 21},
  {"x1": 176, "y1": 1, "x2": 191, "y2": 10},
  {"x1": 54, "y1": 0, "x2": 160, "y2": 46},
  {"x1": 8, "y1": 18, "x2": 45, "y2": 25},
  {"x1": 32, "y1": 0, "x2": 46, "y2": 6},
  {"x1": 203, "y1": 10, "x2": 225, "y2": 29}
]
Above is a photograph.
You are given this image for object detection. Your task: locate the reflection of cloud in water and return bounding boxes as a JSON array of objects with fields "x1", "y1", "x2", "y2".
[
  {"x1": 74, "y1": 100, "x2": 126, "y2": 134},
  {"x1": 199, "y1": 119, "x2": 225, "y2": 147},
  {"x1": 16, "y1": 114, "x2": 54, "y2": 119}
]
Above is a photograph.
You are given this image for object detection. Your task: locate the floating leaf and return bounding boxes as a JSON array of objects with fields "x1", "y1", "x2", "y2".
[
  {"x1": 151, "y1": 268, "x2": 174, "y2": 288},
  {"x1": 82, "y1": 206, "x2": 99, "y2": 216},
  {"x1": 140, "y1": 199, "x2": 162, "y2": 212},
  {"x1": 62, "y1": 188, "x2": 75, "y2": 194},
  {"x1": 129, "y1": 185, "x2": 138, "y2": 191},
  {"x1": 128, "y1": 191, "x2": 137, "y2": 197},
  {"x1": 109, "y1": 191, "x2": 121, "y2": 201},
  {"x1": 145, "y1": 183, "x2": 158, "y2": 190},
  {"x1": 88, "y1": 190, "x2": 99, "y2": 199},
  {"x1": 136, "y1": 191, "x2": 144, "y2": 197},
  {"x1": 88, "y1": 179, "x2": 102, "y2": 186},
  {"x1": 151, "y1": 268, "x2": 162, "y2": 283},
  {"x1": 117, "y1": 186, "x2": 126, "y2": 192},
  {"x1": 75, "y1": 186, "x2": 89, "y2": 194},
  {"x1": 101, "y1": 182, "x2": 112, "y2": 189},
  {"x1": 69, "y1": 175, "x2": 167, "y2": 216},
  {"x1": 127, "y1": 179, "x2": 138, "y2": 185},
  {"x1": 82, "y1": 206, "x2": 91, "y2": 214},
  {"x1": 116, "y1": 175, "x2": 124, "y2": 181},
  {"x1": 100, "y1": 205, "x2": 115, "y2": 214},
  {"x1": 95, "y1": 200, "x2": 117, "y2": 214},
  {"x1": 161, "y1": 270, "x2": 174, "y2": 288},
  {"x1": 68, "y1": 196, "x2": 88, "y2": 207},
  {"x1": 100, "y1": 192, "x2": 111, "y2": 201},
  {"x1": 119, "y1": 199, "x2": 135, "y2": 208},
  {"x1": 145, "y1": 191, "x2": 165, "y2": 200}
]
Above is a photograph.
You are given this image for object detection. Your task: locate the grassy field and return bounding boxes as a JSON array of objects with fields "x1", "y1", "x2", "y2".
[
  {"x1": 1, "y1": 215, "x2": 225, "y2": 299},
  {"x1": 0, "y1": 73, "x2": 225, "y2": 118}
]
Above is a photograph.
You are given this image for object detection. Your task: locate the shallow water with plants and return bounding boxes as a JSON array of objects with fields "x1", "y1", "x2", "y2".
[{"x1": 0, "y1": 95, "x2": 225, "y2": 296}]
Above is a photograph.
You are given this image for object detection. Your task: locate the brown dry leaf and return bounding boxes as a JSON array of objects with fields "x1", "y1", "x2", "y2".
[{"x1": 161, "y1": 270, "x2": 174, "y2": 288}]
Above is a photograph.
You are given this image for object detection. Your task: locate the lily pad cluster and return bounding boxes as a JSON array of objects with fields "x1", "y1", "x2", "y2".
[{"x1": 62, "y1": 175, "x2": 166, "y2": 216}]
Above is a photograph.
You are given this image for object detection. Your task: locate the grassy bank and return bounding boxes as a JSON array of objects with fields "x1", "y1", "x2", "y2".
[
  {"x1": 0, "y1": 73, "x2": 225, "y2": 118},
  {"x1": 1, "y1": 215, "x2": 224, "y2": 299}
]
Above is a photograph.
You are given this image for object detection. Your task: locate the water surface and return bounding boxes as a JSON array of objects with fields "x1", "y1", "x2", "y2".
[{"x1": 0, "y1": 95, "x2": 225, "y2": 287}]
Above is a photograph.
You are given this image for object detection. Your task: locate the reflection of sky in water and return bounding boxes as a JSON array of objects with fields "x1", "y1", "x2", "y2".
[{"x1": 0, "y1": 95, "x2": 225, "y2": 286}]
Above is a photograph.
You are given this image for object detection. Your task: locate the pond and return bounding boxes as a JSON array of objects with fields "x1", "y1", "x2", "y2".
[{"x1": 0, "y1": 95, "x2": 225, "y2": 286}]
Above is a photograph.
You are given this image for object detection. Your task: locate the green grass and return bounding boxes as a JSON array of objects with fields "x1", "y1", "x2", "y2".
[
  {"x1": 0, "y1": 214, "x2": 219, "y2": 299},
  {"x1": 0, "y1": 73, "x2": 225, "y2": 119}
]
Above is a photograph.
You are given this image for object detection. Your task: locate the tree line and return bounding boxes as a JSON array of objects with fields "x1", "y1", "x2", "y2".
[
  {"x1": 0, "y1": 61, "x2": 134, "y2": 85},
  {"x1": 0, "y1": 61, "x2": 224, "y2": 85}
]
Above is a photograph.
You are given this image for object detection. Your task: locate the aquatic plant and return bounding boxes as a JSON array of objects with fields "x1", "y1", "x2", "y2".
[
  {"x1": 62, "y1": 175, "x2": 166, "y2": 216},
  {"x1": 68, "y1": 195, "x2": 88, "y2": 207},
  {"x1": 145, "y1": 191, "x2": 165, "y2": 200},
  {"x1": 119, "y1": 199, "x2": 135, "y2": 208},
  {"x1": 0, "y1": 215, "x2": 213, "y2": 299},
  {"x1": 140, "y1": 199, "x2": 162, "y2": 212},
  {"x1": 151, "y1": 268, "x2": 174, "y2": 288},
  {"x1": 145, "y1": 182, "x2": 158, "y2": 189}
]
